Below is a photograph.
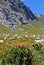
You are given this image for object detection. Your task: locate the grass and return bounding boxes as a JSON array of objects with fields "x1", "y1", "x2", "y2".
[
  {"x1": 0, "y1": 20, "x2": 44, "y2": 65},
  {"x1": 32, "y1": 43, "x2": 44, "y2": 65},
  {"x1": 0, "y1": 20, "x2": 44, "y2": 44}
]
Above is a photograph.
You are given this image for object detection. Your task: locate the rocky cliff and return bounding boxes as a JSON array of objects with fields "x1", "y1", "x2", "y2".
[{"x1": 0, "y1": 0, "x2": 36, "y2": 29}]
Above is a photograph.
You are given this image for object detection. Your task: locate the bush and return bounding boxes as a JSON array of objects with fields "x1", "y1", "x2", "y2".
[
  {"x1": 32, "y1": 43, "x2": 42, "y2": 51},
  {"x1": 3, "y1": 44, "x2": 33, "y2": 65}
]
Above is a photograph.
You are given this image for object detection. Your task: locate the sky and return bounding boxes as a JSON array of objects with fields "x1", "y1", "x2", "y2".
[{"x1": 21, "y1": 0, "x2": 44, "y2": 14}]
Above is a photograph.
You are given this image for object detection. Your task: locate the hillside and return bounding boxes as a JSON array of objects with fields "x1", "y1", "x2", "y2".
[
  {"x1": 0, "y1": 20, "x2": 44, "y2": 65},
  {"x1": 0, "y1": 0, "x2": 44, "y2": 65},
  {"x1": 0, "y1": 20, "x2": 44, "y2": 38},
  {"x1": 0, "y1": 0, "x2": 44, "y2": 42},
  {"x1": 0, "y1": 0, "x2": 37, "y2": 30}
]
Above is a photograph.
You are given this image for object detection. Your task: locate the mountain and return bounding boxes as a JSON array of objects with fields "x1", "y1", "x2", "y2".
[
  {"x1": 0, "y1": 0, "x2": 36, "y2": 29},
  {"x1": 35, "y1": 14, "x2": 44, "y2": 22}
]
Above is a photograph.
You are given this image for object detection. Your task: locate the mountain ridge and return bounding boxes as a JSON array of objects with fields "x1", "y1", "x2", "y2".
[{"x1": 0, "y1": 0, "x2": 37, "y2": 29}]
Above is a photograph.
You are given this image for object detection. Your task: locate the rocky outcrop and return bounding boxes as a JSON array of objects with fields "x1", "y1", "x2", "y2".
[{"x1": 0, "y1": 0, "x2": 37, "y2": 29}]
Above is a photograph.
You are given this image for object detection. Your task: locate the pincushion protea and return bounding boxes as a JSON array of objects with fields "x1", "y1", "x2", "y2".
[
  {"x1": 23, "y1": 57, "x2": 27, "y2": 61},
  {"x1": 16, "y1": 42, "x2": 25, "y2": 47},
  {"x1": 2, "y1": 52, "x2": 6, "y2": 56}
]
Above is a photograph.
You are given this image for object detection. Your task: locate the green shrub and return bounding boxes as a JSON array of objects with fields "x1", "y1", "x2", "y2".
[
  {"x1": 4, "y1": 46, "x2": 33, "y2": 65},
  {"x1": 32, "y1": 43, "x2": 42, "y2": 51}
]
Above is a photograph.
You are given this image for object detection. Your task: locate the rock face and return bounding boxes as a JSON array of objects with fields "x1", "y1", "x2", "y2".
[
  {"x1": 0, "y1": 0, "x2": 36, "y2": 29},
  {"x1": 35, "y1": 14, "x2": 44, "y2": 22}
]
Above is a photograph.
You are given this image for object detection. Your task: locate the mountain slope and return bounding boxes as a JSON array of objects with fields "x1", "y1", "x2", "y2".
[
  {"x1": 35, "y1": 14, "x2": 44, "y2": 22},
  {"x1": 0, "y1": 0, "x2": 36, "y2": 29}
]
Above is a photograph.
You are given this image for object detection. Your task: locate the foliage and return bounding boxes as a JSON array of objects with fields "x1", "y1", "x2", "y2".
[
  {"x1": 32, "y1": 43, "x2": 42, "y2": 51},
  {"x1": 0, "y1": 43, "x2": 34, "y2": 65},
  {"x1": 32, "y1": 44, "x2": 44, "y2": 65}
]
